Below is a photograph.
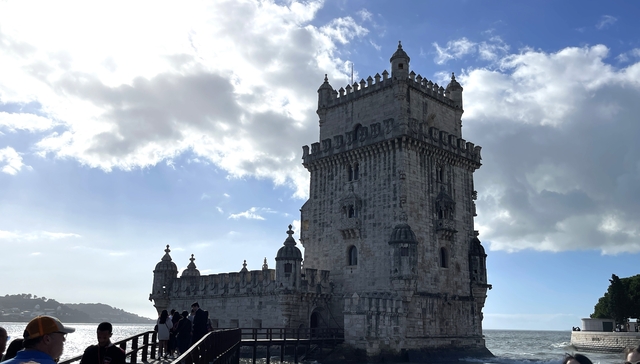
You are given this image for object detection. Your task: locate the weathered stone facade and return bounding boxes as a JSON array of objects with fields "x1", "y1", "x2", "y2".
[{"x1": 150, "y1": 43, "x2": 491, "y2": 358}]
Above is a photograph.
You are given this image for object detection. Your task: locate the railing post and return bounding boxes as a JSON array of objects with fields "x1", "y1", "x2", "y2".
[
  {"x1": 142, "y1": 333, "x2": 149, "y2": 362},
  {"x1": 130, "y1": 335, "x2": 138, "y2": 364}
]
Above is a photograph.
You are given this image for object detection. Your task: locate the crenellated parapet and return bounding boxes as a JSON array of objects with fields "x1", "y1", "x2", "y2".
[
  {"x1": 302, "y1": 121, "x2": 482, "y2": 166},
  {"x1": 317, "y1": 72, "x2": 458, "y2": 112},
  {"x1": 168, "y1": 266, "x2": 331, "y2": 298}
]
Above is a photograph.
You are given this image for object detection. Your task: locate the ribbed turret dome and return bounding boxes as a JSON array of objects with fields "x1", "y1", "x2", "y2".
[
  {"x1": 181, "y1": 254, "x2": 200, "y2": 277},
  {"x1": 318, "y1": 74, "x2": 332, "y2": 91},
  {"x1": 154, "y1": 245, "x2": 178, "y2": 272},
  {"x1": 445, "y1": 72, "x2": 463, "y2": 92},
  {"x1": 276, "y1": 225, "x2": 302, "y2": 261},
  {"x1": 388, "y1": 223, "x2": 418, "y2": 244},
  {"x1": 390, "y1": 41, "x2": 410, "y2": 63}
]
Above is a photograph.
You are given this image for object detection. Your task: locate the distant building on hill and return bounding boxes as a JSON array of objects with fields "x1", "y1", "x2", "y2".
[{"x1": 150, "y1": 42, "x2": 491, "y2": 359}]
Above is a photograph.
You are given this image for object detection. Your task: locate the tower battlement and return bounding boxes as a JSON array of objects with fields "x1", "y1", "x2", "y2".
[
  {"x1": 318, "y1": 72, "x2": 457, "y2": 110},
  {"x1": 302, "y1": 123, "x2": 481, "y2": 166}
]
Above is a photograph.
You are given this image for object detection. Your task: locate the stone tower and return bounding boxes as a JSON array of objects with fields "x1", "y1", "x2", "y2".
[
  {"x1": 150, "y1": 245, "x2": 178, "y2": 313},
  {"x1": 300, "y1": 42, "x2": 491, "y2": 357}
]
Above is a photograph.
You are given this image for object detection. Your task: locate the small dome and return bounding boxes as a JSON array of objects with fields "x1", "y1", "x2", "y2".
[
  {"x1": 445, "y1": 72, "x2": 463, "y2": 92},
  {"x1": 276, "y1": 225, "x2": 303, "y2": 261},
  {"x1": 154, "y1": 245, "x2": 178, "y2": 272},
  {"x1": 181, "y1": 254, "x2": 200, "y2": 277},
  {"x1": 470, "y1": 237, "x2": 486, "y2": 256},
  {"x1": 389, "y1": 223, "x2": 418, "y2": 244},
  {"x1": 390, "y1": 41, "x2": 410, "y2": 63},
  {"x1": 318, "y1": 74, "x2": 332, "y2": 91}
]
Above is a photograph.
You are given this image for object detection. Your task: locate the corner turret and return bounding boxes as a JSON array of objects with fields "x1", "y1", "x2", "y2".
[
  {"x1": 275, "y1": 225, "x2": 303, "y2": 290},
  {"x1": 181, "y1": 254, "x2": 200, "y2": 277},
  {"x1": 390, "y1": 41, "x2": 410, "y2": 80},
  {"x1": 150, "y1": 245, "x2": 178, "y2": 314},
  {"x1": 445, "y1": 72, "x2": 463, "y2": 110}
]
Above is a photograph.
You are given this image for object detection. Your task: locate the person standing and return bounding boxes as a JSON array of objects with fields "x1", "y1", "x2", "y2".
[
  {"x1": 0, "y1": 327, "x2": 7, "y2": 359},
  {"x1": 2, "y1": 339, "x2": 24, "y2": 362},
  {"x1": 156, "y1": 310, "x2": 173, "y2": 359},
  {"x1": 190, "y1": 302, "x2": 207, "y2": 345},
  {"x1": 3, "y1": 315, "x2": 75, "y2": 364},
  {"x1": 175, "y1": 311, "x2": 192, "y2": 356},
  {"x1": 79, "y1": 322, "x2": 125, "y2": 364}
]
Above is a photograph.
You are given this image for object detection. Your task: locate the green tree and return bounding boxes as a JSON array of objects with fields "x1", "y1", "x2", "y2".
[
  {"x1": 608, "y1": 274, "x2": 630, "y2": 324},
  {"x1": 591, "y1": 293, "x2": 611, "y2": 319}
]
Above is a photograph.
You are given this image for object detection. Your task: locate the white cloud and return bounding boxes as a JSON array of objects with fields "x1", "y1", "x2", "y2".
[
  {"x1": 0, "y1": 112, "x2": 56, "y2": 132},
  {"x1": 357, "y1": 9, "x2": 373, "y2": 22},
  {"x1": 461, "y1": 44, "x2": 640, "y2": 254},
  {"x1": 228, "y1": 207, "x2": 271, "y2": 220},
  {"x1": 0, "y1": 230, "x2": 81, "y2": 240},
  {"x1": 432, "y1": 38, "x2": 476, "y2": 65},
  {"x1": 41, "y1": 231, "x2": 81, "y2": 239},
  {"x1": 0, "y1": 0, "x2": 368, "y2": 199},
  {"x1": 596, "y1": 15, "x2": 617, "y2": 30},
  {"x1": 200, "y1": 193, "x2": 211, "y2": 200},
  {"x1": 0, "y1": 146, "x2": 28, "y2": 175},
  {"x1": 320, "y1": 17, "x2": 369, "y2": 44}
]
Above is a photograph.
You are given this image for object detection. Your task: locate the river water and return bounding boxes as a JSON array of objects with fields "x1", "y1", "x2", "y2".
[{"x1": 0, "y1": 323, "x2": 626, "y2": 364}]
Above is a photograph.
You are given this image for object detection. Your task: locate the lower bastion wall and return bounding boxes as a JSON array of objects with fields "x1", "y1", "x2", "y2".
[{"x1": 571, "y1": 331, "x2": 640, "y2": 353}]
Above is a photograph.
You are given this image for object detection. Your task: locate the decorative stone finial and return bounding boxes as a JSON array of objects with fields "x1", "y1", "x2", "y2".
[
  {"x1": 287, "y1": 224, "x2": 294, "y2": 237},
  {"x1": 165, "y1": 245, "x2": 170, "y2": 254},
  {"x1": 451, "y1": 72, "x2": 456, "y2": 81},
  {"x1": 262, "y1": 257, "x2": 269, "y2": 270},
  {"x1": 189, "y1": 254, "x2": 195, "y2": 264},
  {"x1": 243, "y1": 260, "x2": 247, "y2": 269},
  {"x1": 324, "y1": 74, "x2": 328, "y2": 82},
  {"x1": 399, "y1": 211, "x2": 408, "y2": 222},
  {"x1": 398, "y1": 40, "x2": 402, "y2": 48}
]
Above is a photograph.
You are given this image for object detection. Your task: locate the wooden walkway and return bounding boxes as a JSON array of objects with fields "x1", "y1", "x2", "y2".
[{"x1": 59, "y1": 327, "x2": 343, "y2": 364}]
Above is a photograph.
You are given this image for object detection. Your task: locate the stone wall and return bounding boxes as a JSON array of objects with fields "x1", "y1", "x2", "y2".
[{"x1": 571, "y1": 331, "x2": 640, "y2": 353}]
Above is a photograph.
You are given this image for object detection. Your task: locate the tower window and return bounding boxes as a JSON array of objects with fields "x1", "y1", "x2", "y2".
[
  {"x1": 440, "y1": 247, "x2": 449, "y2": 268},
  {"x1": 348, "y1": 165, "x2": 353, "y2": 181},
  {"x1": 353, "y1": 163, "x2": 359, "y2": 180},
  {"x1": 284, "y1": 263, "x2": 292, "y2": 273},
  {"x1": 348, "y1": 206, "x2": 355, "y2": 218},
  {"x1": 348, "y1": 246, "x2": 358, "y2": 266},
  {"x1": 399, "y1": 63, "x2": 404, "y2": 69},
  {"x1": 437, "y1": 167, "x2": 444, "y2": 182},
  {"x1": 400, "y1": 247, "x2": 409, "y2": 257}
]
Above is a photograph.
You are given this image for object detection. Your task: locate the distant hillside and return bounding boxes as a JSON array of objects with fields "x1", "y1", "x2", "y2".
[
  {"x1": 66, "y1": 303, "x2": 154, "y2": 323},
  {"x1": 0, "y1": 294, "x2": 154, "y2": 323}
]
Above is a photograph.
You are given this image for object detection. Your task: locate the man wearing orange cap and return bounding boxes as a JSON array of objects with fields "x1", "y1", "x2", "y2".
[{"x1": 3, "y1": 315, "x2": 75, "y2": 364}]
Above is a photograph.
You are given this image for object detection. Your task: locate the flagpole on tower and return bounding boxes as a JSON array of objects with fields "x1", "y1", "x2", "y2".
[{"x1": 351, "y1": 62, "x2": 354, "y2": 85}]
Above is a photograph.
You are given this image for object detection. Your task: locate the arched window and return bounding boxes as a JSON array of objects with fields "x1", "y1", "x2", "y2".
[
  {"x1": 353, "y1": 124, "x2": 361, "y2": 142},
  {"x1": 353, "y1": 163, "x2": 359, "y2": 180},
  {"x1": 437, "y1": 167, "x2": 444, "y2": 182},
  {"x1": 348, "y1": 165, "x2": 353, "y2": 181},
  {"x1": 439, "y1": 247, "x2": 448, "y2": 268},
  {"x1": 348, "y1": 246, "x2": 358, "y2": 266},
  {"x1": 348, "y1": 205, "x2": 355, "y2": 218}
]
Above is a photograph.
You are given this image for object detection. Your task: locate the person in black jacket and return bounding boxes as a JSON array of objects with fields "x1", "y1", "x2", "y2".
[
  {"x1": 175, "y1": 311, "x2": 192, "y2": 355},
  {"x1": 79, "y1": 322, "x2": 125, "y2": 364},
  {"x1": 190, "y1": 302, "x2": 207, "y2": 345}
]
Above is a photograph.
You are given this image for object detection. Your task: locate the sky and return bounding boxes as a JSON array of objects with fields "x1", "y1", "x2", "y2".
[{"x1": 1, "y1": 0, "x2": 640, "y2": 331}]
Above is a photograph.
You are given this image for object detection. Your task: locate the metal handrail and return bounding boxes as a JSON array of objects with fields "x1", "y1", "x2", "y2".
[{"x1": 59, "y1": 331, "x2": 158, "y2": 364}]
